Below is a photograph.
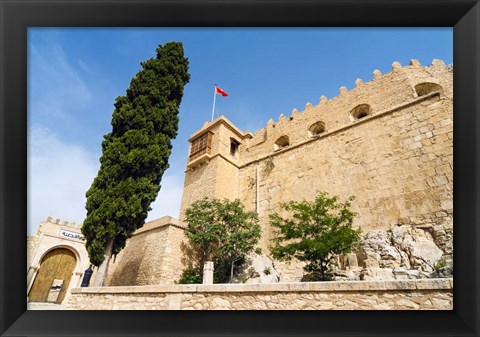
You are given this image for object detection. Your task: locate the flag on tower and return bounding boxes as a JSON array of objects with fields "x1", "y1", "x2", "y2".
[
  {"x1": 215, "y1": 85, "x2": 229, "y2": 97},
  {"x1": 212, "y1": 84, "x2": 229, "y2": 121}
]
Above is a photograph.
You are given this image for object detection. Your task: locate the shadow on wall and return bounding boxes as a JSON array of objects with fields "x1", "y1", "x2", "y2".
[
  {"x1": 180, "y1": 240, "x2": 198, "y2": 271},
  {"x1": 107, "y1": 234, "x2": 147, "y2": 286}
]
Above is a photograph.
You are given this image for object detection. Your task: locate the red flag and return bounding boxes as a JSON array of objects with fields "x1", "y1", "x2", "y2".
[{"x1": 215, "y1": 86, "x2": 229, "y2": 97}]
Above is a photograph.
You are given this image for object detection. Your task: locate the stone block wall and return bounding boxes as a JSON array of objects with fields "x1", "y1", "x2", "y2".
[
  {"x1": 179, "y1": 159, "x2": 218, "y2": 220},
  {"x1": 174, "y1": 60, "x2": 453, "y2": 282},
  {"x1": 105, "y1": 217, "x2": 187, "y2": 286},
  {"x1": 240, "y1": 60, "x2": 452, "y2": 162},
  {"x1": 240, "y1": 93, "x2": 452, "y2": 243},
  {"x1": 179, "y1": 119, "x2": 248, "y2": 220},
  {"x1": 179, "y1": 60, "x2": 452, "y2": 233},
  {"x1": 67, "y1": 278, "x2": 452, "y2": 310}
]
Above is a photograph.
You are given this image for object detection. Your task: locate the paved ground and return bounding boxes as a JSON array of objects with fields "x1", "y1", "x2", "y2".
[{"x1": 27, "y1": 302, "x2": 73, "y2": 310}]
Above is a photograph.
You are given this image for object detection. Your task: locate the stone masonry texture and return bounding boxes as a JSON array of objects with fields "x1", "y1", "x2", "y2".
[
  {"x1": 105, "y1": 217, "x2": 188, "y2": 286},
  {"x1": 178, "y1": 60, "x2": 453, "y2": 281},
  {"x1": 28, "y1": 60, "x2": 454, "y2": 293},
  {"x1": 67, "y1": 278, "x2": 453, "y2": 310}
]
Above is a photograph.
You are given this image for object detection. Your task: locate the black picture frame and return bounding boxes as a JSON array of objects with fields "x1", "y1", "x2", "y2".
[{"x1": 1, "y1": 0, "x2": 478, "y2": 336}]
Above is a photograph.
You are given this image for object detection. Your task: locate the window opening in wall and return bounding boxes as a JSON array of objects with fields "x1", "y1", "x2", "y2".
[
  {"x1": 230, "y1": 138, "x2": 240, "y2": 156},
  {"x1": 189, "y1": 132, "x2": 212, "y2": 162},
  {"x1": 308, "y1": 121, "x2": 326, "y2": 138},
  {"x1": 274, "y1": 135, "x2": 290, "y2": 151},
  {"x1": 414, "y1": 82, "x2": 444, "y2": 97},
  {"x1": 351, "y1": 104, "x2": 372, "y2": 120}
]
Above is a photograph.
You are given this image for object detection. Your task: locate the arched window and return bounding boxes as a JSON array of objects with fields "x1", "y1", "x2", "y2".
[
  {"x1": 351, "y1": 104, "x2": 372, "y2": 120},
  {"x1": 308, "y1": 121, "x2": 326, "y2": 138},
  {"x1": 274, "y1": 135, "x2": 290, "y2": 151},
  {"x1": 414, "y1": 82, "x2": 444, "y2": 97}
]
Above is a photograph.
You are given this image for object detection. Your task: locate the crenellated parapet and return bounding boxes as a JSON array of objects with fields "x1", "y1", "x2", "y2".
[
  {"x1": 43, "y1": 215, "x2": 82, "y2": 230},
  {"x1": 180, "y1": 57, "x2": 453, "y2": 248},
  {"x1": 239, "y1": 59, "x2": 452, "y2": 163}
]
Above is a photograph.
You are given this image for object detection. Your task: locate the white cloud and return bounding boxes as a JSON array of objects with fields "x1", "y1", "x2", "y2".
[
  {"x1": 32, "y1": 44, "x2": 91, "y2": 99},
  {"x1": 28, "y1": 125, "x2": 99, "y2": 235},
  {"x1": 30, "y1": 43, "x2": 92, "y2": 123},
  {"x1": 28, "y1": 124, "x2": 186, "y2": 234}
]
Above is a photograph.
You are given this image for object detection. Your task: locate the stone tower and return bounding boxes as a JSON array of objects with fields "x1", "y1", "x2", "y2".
[{"x1": 179, "y1": 116, "x2": 253, "y2": 220}]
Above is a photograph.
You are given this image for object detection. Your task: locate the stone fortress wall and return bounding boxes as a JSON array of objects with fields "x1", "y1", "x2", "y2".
[
  {"x1": 105, "y1": 216, "x2": 188, "y2": 286},
  {"x1": 29, "y1": 59, "x2": 454, "y2": 302},
  {"x1": 179, "y1": 59, "x2": 453, "y2": 281}
]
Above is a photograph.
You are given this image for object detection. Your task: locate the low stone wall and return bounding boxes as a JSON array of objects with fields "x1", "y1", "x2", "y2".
[{"x1": 68, "y1": 278, "x2": 452, "y2": 310}]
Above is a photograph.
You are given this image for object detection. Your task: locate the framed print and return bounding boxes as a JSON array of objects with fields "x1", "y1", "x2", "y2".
[{"x1": 1, "y1": 0, "x2": 479, "y2": 336}]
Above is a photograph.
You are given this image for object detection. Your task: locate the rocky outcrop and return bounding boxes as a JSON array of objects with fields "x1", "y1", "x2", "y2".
[
  {"x1": 231, "y1": 253, "x2": 280, "y2": 284},
  {"x1": 236, "y1": 223, "x2": 452, "y2": 283},
  {"x1": 356, "y1": 223, "x2": 452, "y2": 280}
]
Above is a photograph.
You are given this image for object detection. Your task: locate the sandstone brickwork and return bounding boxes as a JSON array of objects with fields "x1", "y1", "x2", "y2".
[
  {"x1": 67, "y1": 278, "x2": 453, "y2": 310},
  {"x1": 179, "y1": 59, "x2": 453, "y2": 281},
  {"x1": 179, "y1": 118, "x2": 249, "y2": 220},
  {"x1": 105, "y1": 216, "x2": 188, "y2": 286},
  {"x1": 28, "y1": 59, "x2": 454, "y2": 296}
]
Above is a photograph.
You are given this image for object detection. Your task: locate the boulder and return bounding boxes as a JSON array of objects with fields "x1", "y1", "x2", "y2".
[
  {"x1": 231, "y1": 253, "x2": 279, "y2": 284},
  {"x1": 360, "y1": 267, "x2": 395, "y2": 281},
  {"x1": 333, "y1": 269, "x2": 361, "y2": 281},
  {"x1": 392, "y1": 226, "x2": 443, "y2": 272}
]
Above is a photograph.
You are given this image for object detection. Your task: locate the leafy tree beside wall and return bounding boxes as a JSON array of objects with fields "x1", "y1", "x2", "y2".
[
  {"x1": 81, "y1": 42, "x2": 190, "y2": 286},
  {"x1": 269, "y1": 192, "x2": 361, "y2": 281},
  {"x1": 180, "y1": 198, "x2": 261, "y2": 283}
]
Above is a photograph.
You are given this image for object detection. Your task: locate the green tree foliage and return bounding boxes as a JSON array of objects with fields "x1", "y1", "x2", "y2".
[
  {"x1": 176, "y1": 267, "x2": 203, "y2": 284},
  {"x1": 182, "y1": 198, "x2": 261, "y2": 283},
  {"x1": 81, "y1": 42, "x2": 190, "y2": 276},
  {"x1": 269, "y1": 192, "x2": 361, "y2": 281}
]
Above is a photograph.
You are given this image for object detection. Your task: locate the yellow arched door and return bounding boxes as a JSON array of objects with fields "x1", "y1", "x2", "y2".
[{"x1": 28, "y1": 248, "x2": 76, "y2": 303}]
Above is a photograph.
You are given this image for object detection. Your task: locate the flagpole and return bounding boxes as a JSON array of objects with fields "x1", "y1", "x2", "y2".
[{"x1": 211, "y1": 84, "x2": 217, "y2": 121}]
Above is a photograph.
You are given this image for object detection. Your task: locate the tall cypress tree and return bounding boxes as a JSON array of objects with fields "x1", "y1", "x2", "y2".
[{"x1": 81, "y1": 42, "x2": 190, "y2": 286}]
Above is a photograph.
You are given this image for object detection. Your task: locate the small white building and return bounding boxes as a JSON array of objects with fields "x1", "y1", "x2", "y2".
[{"x1": 27, "y1": 217, "x2": 90, "y2": 304}]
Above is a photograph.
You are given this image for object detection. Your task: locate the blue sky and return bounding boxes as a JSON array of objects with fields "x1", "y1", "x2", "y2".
[{"x1": 27, "y1": 28, "x2": 453, "y2": 235}]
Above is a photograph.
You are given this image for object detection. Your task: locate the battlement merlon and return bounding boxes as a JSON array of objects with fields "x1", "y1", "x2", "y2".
[
  {"x1": 43, "y1": 215, "x2": 82, "y2": 229},
  {"x1": 33, "y1": 216, "x2": 83, "y2": 239},
  {"x1": 184, "y1": 60, "x2": 452, "y2": 170},
  {"x1": 237, "y1": 59, "x2": 452, "y2": 159}
]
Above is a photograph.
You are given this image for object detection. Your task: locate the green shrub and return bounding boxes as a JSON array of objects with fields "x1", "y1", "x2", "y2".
[
  {"x1": 184, "y1": 197, "x2": 261, "y2": 282},
  {"x1": 177, "y1": 267, "x2": 202, "y2": 284},
  {"x1": 434, "y1": 257, "x2": 447, "y2": 271},
  {"x1": 270, "y1": 191, "x2": 360, "y2": 281}
]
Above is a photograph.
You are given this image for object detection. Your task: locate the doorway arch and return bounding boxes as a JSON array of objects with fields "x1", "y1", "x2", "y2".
[{"x1": 28, "y1": 247, "x2": 77, "y2": 303}]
